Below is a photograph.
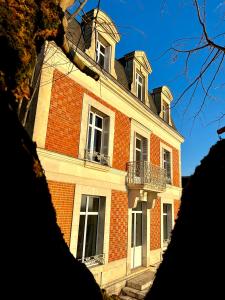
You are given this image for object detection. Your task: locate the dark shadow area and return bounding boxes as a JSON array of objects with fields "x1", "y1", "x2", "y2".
[
  {"x1": 146, "y1": 138, "x2": 225, "y2": 299},
  {"x1": 0, "y1": 97, "x2": 103, "y2": 298}
]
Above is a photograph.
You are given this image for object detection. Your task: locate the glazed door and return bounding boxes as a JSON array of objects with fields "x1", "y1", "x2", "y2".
[{"x1": 131, "y1": 202, "x2": 143, "y2": 269}]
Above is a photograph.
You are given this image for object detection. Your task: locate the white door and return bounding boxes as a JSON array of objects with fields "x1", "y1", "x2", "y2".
[{"x1": 131, "y1": 202, "x2": 143, "y2": 269}]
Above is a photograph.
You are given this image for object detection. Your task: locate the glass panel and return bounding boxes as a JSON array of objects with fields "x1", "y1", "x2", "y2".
[
  {"x1": 94, "y1": 129, "x2": 102, "y2": 153},
  {"x1": 131, "y1": 213, "x2": 134, "y2": 247},
  {"x1": 163, "y1": 214, "x2": 168, "y2": 241},
  {"x1": 85, "y1": 215, "x2": 98, "y2": 257},
  {"x1": 135, "y1": 213, "x2": 142, "y2": 246},
  {"x1": 80, "y1": 196, "x2": 87, "y2": 212},
  {"x1": 88, "y1": 197, "x2": 99, "y2": 212},
  {"x1": 76, "y1": 215, "x2": 85, "y2": 259},
  {"x1": 136, "y1": 150, "x2": 141, "y2": 162},
  {"x1": 138, "y1": 84, "x2": 142, "y2": 100},
  {"x1": 87, "y1": 126, "x2": 92, "y2": 151},
  {"x1": 95, "y1": 115, "x2": 103, "y2": 129},
  {"x1": 99, "y1": 54, "x2": 105, "y2": 68},
  {"x1": 136, "y1": 138, "x2": 141, "y2": 150},
  {"x1": 100, "y1": 44, "x2": 105, "y2": 54},
  {"x1": 89, "y1": 112, "x2": 93, "y2": 125}
]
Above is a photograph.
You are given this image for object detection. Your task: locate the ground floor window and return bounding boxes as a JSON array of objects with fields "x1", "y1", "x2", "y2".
[
  {"x1": 163, "y1": 203, "x2": 172, "y2": 245},
  {"x1": 76, "y1": 195, "x2": 105, "y2": 265}
]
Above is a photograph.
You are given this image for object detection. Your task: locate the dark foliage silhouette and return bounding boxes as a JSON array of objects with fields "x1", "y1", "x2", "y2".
[{"x1": 146, "y1": 138, "x2": 225, "y2": 299}]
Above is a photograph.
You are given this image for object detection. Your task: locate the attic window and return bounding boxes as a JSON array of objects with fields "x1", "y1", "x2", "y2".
[
  {"x1": 162, "y1": 101, "x2": 169, "y2": 123},
  {"x1": 136, "y1": 72, "x2": 144, "y2": 102},
  {"x1": 96, "y1": 35, "x2": 110, "y2": 71}
]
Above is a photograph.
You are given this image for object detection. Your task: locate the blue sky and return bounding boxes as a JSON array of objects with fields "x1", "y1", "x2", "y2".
[{"x1": 70, "y1": 0, "x2": 225, "y2": 176}]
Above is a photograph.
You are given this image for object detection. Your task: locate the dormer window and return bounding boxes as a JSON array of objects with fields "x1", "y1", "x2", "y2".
[
  {"x1": 96, "y1": 35, "x2": 110, "y2": 71},
  {"x1": 136, "y1": 72, "x2": 144, "y2": 101},
  {"x1": 162, "y1": 101, "x2": 169, "y2": 123}
]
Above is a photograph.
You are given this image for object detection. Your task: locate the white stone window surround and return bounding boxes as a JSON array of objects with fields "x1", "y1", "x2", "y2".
[
  {"x1": 160, "y1": 197, "x2": 175, "y2": 250},
  {"x1": 129, "y1": 119, "x2": 151, "y2": 162},
  {"x1": 70, "y1": 184, "x2": 111, "y2": 266},
  {"x1": 79, "y1": 93, "x2": 115, "y2": 167},
  {"x1": 160, "y1": 142, "x2": 173, "y2": 186},
  {"x1": 160, "y1": 96, "x2": 172, "y2": 126}
]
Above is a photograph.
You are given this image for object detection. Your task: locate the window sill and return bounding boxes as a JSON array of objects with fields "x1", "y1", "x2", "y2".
[{"x1": 84, "y1": 160, "x2": 111, "y2": 172}]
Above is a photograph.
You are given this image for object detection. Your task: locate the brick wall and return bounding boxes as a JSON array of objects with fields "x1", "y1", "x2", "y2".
[
  {"x1": 150, "y1": 133, "x2": 180, "y2": 187},
  {"x1": 45, "y1": 70, "x2": 83, "y2": 158},
  {"x1": 48, "y1": 180, "x2": 75, "y2": 246},
  {"x1": 174, "y1": 199, "x2": 180, "y2": 221},
  {"x1": 45, "y1": 69, "x2": 130, "y2": 171},
  {"x1": 150, "y1": 198, "x2": 161, "y2": 250},
  {"x1": 109, "y1": 190, "x2": 128, "y2": 262}
]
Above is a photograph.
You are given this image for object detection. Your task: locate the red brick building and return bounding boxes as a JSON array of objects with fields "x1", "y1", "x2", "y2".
[{"x1": 27, "y1": 9, "x2": 184, "y2": 293}]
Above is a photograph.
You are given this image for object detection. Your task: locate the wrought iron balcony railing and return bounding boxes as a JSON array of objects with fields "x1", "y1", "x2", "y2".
[
  {"x1": 84, "y1": 149, "x2": 110, "y2": 166},
  {"x1": 78, "y1": 253, "x2": 105, "y2": 267},
  {"x1": 127, "y1": 161, "x2": 166, "y2": 192}
]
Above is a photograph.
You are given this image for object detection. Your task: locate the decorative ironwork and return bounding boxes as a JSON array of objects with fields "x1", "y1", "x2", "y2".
[
  {"x1": 84, "y1": 149, "x2": 110, "y2": 166},
  {"x1": 78, "y1": 254, "x2": 105, "y2": 267},
  {"x1": 127, "y1": 161, "x2": 166, "y2": 192}
]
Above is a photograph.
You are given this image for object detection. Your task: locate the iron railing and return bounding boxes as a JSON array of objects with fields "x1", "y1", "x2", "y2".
[
  {"x1": 127, "y1": 161, "x2": 166, "y2": 191},
  {"x1": 84, "y1": 149, "x2": 110, "y2": 166},
  {"x1": 78, "y1": 253, "x2": 105, "y2": 267}
]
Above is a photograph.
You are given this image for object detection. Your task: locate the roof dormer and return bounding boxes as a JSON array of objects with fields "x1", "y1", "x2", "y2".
[
  {"x1": 152, "y1": 86, "x2": 173, "y2": 125},
  {"x1": 119, "y1": 51, "x2": 152, "y2": 105},
  {"x1": 81, "y1": 9, "x2": 120, "y2": 77}
]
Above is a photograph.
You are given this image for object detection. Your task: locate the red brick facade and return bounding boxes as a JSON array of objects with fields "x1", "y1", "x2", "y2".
[
  {"x1": 150, "y1": 133, "x2": 180, "y2": 187},
  {"x1": 45, "y1": 69, "x2": 130, "y2": 171},
  {"x1": 48, "y1": 180, "x2": 75, "y2": 246},
  {"x1": 109, "y1": 190, "x2": 128, "y2": 262},
  {"x1": 174, "y1": 199, "x2": 180, "y2": 221},
  {"x1": 150, "y1": 198, "x2": 161, "y2": 250}
]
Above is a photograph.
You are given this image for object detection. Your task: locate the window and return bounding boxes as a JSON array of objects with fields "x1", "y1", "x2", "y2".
[
  {"x1": 162, "y1": 101, "x2": 169, "y2": 123},
  {"x1": 136, "y1": 72, "x2": 144, "y2": 101},
  {"x1": 162, "y1": 148, "x2": 171, "y2": 184},
  {"x1": 86, "y1": 108, "x2": 110, "y2": 165},
  {"x1": 163, "y1": 203, "x2": 172, "y2": 244},
  {"x1": 134, "y1": 134, "x2": 148, "y2": 178},
  {"x1": 96, "y1": 36, "x2": 110, "y2": 71},
  {"x1": 76, "y1": 195, "x2": 105, "y2": 266}
]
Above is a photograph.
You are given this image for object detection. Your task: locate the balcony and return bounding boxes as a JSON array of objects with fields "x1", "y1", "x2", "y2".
[
  {"x1": 127, "y1": 161, "x2": 166, "y2": 193},
  {"x1": 84, "y1": 149, "x2": 110, "y2": 166}
]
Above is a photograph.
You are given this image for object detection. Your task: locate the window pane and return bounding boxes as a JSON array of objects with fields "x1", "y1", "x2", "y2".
[
  {"x1": 87, "y1": 126, "x2": 92, "y2": 151},
  {"x1": 131, "y1": 213, "x2": 134, "y2": 247},
  {"x1": 138, "y1": 85, "x2": 142, "y2": 100},
  {"x1": 136, "y1": 138, "x2": 141, "y2": 150},
  {"x1": 89, "y1": 112, "x2": 93, "y2": 125},
  {"x1": 76, "y1": 215, "x2": 85, "y2": 259},
  {"x1": 136, "y1": 213, "x2": 142, "y2": 246},
  {"x1": 99, "y1": 54, "x2": 105, "y2": 68},
  {"x1": 133, "y1": 201, "x2": 142, "y2": 211},
  {"x1": 88, "y1": 197, "x2": 99, "y2": 212},
  {"x1": 94, "y1": 129, "x2": 102, "y2": 153},
  {"x1": 80, "y1": 196, "x2": 87, "y2": 212},
  {"x1": 163, "y1": 214, "x2": 168, "y2": 241},
  {"x1": 85, "y1": 215, "x2": 98, "y2": 258},
  {"x1": 136, "y1": 150, "x2": 141, "y2": 162},
  {"x1": 100, "y1": 44, "x2": 105, "y2": 54},
  {"x1": 95, "y1": 115, "x2": 103, "y2": 129}
]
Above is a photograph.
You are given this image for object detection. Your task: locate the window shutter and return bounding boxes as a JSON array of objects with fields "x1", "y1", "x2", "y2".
[
  {"x1": 142, "y1": 138, "x2": 148, "y2": 162},
  {"x1": 102, "y1": 117, "x2": 110, "y2": 156},
  {"x1": 105, "y1": 46, "x2": 111, "y2": 72},
  {"x1": 133, "y1": 131, "x2": 136, "y2": 161}
]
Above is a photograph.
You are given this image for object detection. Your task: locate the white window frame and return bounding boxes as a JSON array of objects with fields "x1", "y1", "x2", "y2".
[
  {"x1": 79, "y1": 94, "x2": 115, "y2": 167},
  {"x1": 160, "y1": 142, "x2": 173, "y2": 185},
  {"x1": 162, "y1": 100, "x2": 170, "y2": 123},
  {"x1": 96, "y1": 40, "x2": 106, "y2": 68},
  {"x1": 87, "y1": 111, "x2": 103, "y2": 153},
  {"x1": 160, "y1": 198, "x2": 174, "y2": 250},
  {"x1": 70, "y1": 185, "x2": 111, "y2": 267},
  {"x1": 162, "y1": 203, "x2": 172, "y2": 243},
  {"x1": 136, "y1": 72, "x2": 144, "y2": 101}
]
